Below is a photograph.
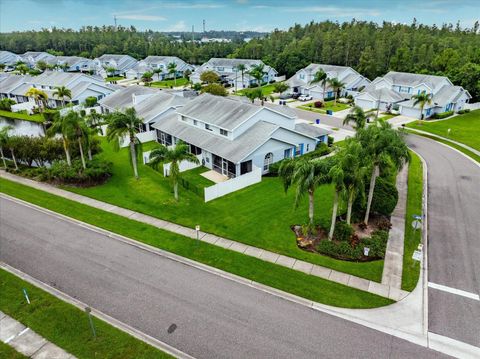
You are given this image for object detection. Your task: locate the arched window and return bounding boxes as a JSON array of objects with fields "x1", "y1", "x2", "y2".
[{"x1": 263, "y1": 152, "x2": 273, "y2": 172}]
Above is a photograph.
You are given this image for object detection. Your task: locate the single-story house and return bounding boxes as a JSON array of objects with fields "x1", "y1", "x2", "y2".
[
  {"x1": 20, "y1": 51, "x2": 56, "y2": 68},
  {"x1": 93, "y1": 54, "x2": 138, "y2": 78},
  {"x1": 0, "y1": 51, "x2": 22, "y2": 69},
  {"x1": 50, "y1": 56, "x2": 95, "y2": 72},
  {"x1": 152, "y1": 94, "x2": 330, "y2": 178},
  {"x1": 286, "y1": 64, "x2": 371, "y2": 99},
  {"x1": 190, "y1": 58, "x2": 278, "y2": 89},
  {"x1": 354, "y1": 71, "x2": 472, "y2": 118},
  {"x1": 125, "y1": 56, "x2": 193, "y2": 81},
  {"x1": 98, "y1": 85, "x2": 159, "y2": 113}
]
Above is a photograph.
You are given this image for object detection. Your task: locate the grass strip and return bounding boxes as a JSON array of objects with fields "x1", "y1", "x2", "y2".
[
  {"x1": 0, "y1": 341, "x2": 28, "y2": 359},
  {"x1": 0, "y1": 177, "x2": 393, "y2": 308},
  {"x1": 401, "y1": 151, "x2": 423, "y2": 291},
  {"x1": 0, "y1": 269, "x2": 171, "y2": 359},
  {"x1": 0, "y1": 110, "x2": 44, "y2": 123}
]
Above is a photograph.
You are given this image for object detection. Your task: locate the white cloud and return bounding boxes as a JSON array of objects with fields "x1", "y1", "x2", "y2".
[
  {"x1": 163, "y1": 20, "x2": 188, "y2": 31},
  {"x1": 115, "y1": 14, "x2": 167, "y2": 21}
]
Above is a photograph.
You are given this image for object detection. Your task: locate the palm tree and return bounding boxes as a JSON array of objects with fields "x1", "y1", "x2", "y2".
[
  {"x1": 53, "y1": 86, "x2": 72, "y2": 107},
  {"x1": 106, "y1": 107, "x2": 143, "y2": 179},
  {"x1": 237, "y1": 64, "x2": 247, "y2": 89},
  {"x1": 67, "y1": 112, "x2": 89, "y2": 169},
  {"x1": 356, "y1": 121, "x2": 410, "y2": 226},
  {"x1": 327, "y1": 78, "x2": 345, "y2": 105},
  {"x1": 309, "y1": 69, "x2": 328, "y2": 102},
  {"x1": 149, "y1": 141, "x2": 200, "y2": 201},
  {"x1": 0, "y1": 126, "x2": 13, "y2": 169},
  {"x1": 327, "y1": 162, "x2": 345, "y2": 240},
  {"x1": 25, "y1": 87, "x2": 48, "y2": 112},
  {"x1": 47, "y1": 112, "x2": 75, "y2": 166},
  {"x1": 412, "y1": 92, "x2": 433, "y2": 121},
  {"x1": 141, "y1": 71, "x2": 153, "y2": 86},
  {"x1": 105, "y1": 66, "x2": 117, "y2": 77},
  {"x1": 167, "y1": 62, "x2": 178, "y2": 85},
  {"x1": 249, "y1": 64, "x2": 266, "y2": 86},
  {"x1": 343, "y1": 106, "x2": 374, "y2": 130},
  {"x1": 152, "y1": 68, "x2": 162, "y2": 81},
  {"x1": 16, "y1": 64, "x2": 29, "y2": 75},
  {"x1": 279, "y1": 158, "x2": 332, "y2": 226}
]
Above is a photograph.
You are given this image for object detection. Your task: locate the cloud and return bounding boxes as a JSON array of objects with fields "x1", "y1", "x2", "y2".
[
  {"x1": 115, "y1": 14, "x2": 167, "y2": 21},
  {"x1": 163, "y1": 20, "x2": 188, "y2": 31}
]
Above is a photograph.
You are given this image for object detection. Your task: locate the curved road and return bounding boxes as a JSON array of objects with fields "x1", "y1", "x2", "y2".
[
  {"x1": 406, "y1": 134, "x2": 480, "y2": 347},
  {"x1": 0, "y1": 197, "x2": 445, "y2": 359}
]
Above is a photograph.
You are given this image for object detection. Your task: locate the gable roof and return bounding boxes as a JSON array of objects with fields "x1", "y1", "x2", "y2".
[
  {"x1": 382, "y1": 71, "x2": 451, "y2": 91},
  {"x1": 98, "y1": 85, "x2": 158, "y2": 110},
  {"x1": 293, "y1": 123, "x2": 332, "y2": 138},
  {"x1": 134, "y1": 92, "x2": 188, "y2": 122},
  {"x1": 205, "y1": 58, "x2": 264, "y2": 68},
  {"x1": 357, "y1": 87, "x2": 405, "y2": 103}
]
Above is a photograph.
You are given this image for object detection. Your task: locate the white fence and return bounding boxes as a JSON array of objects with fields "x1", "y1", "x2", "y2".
[
  {"x1": 11, "y1": 100, "x2": 36, "y2": 114},
  {"x1": 204, "y1": 166, "x2": 262, "y2": 202},
  {"x1": 120, "y1": 130, "x2": 156, "y2": 148},
  {"x1": 163, "y1": 154, "x2": 202, "y2": 176},
  {"x1": 274, "y1": 75, "x2": 286, "y2": 82},
  {"x1": 59, "y1": 104, "x2": 102, "y2": 116},
  {"x1": 465, "y1": 102, "x2": 480, "y2": 111}
]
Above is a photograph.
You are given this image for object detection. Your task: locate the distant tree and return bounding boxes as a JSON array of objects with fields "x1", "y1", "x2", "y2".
[
  {"x1": 200, "y1": 70, "x2": 220, "y2": 84},
  {"x1": 105, "y1": 66, "x2": 117, "y2": 77},
  {"x1": 273, "y1": 82, "x2": 289, "y2": 94},
  {"x1": 53, "y1": 86, "x2": 72, "y2": 107},
  {"x1": 327, "y1": 78, "x2": 345, "y2": 105},
  {"x1": 412, "y1": 92, "x2": 433, "y2": 121},
  {"x1": 0, "y1": 64, "x2": 5, "y2": 71},
  {"x1": 36, "y1": 60, "x2": 48, "y2": 72},
  {"x1": 243, "y1": 87, "x2": 263, "y2": 104},
  {"x1": 0, "y1": 126, "x2": 14, "y2": 169},
  {"x1": 141, "y1": 71, "x2": 153, "y2": 86},
  {"x1": 167, "y1": 62, "x2": 178, "y2": 85},
  {"x1": 343, "y1": 106, "x2": 374, "y2": 130},
  {"x1": 25, "y1": 87, "x2": 48, "y2": 112},
  {"x1": 236, "y1": 63, "x2": 247, "y2": 89},
  {"x1": 309, "y1": 69, "x2": 328, "y2": 101},
  {"x1": 249, "y1": 63, "x2": 266, "y2": 85},
  {"x1": 16, "y1": 63, "x2": 29, "y2": 75},
  {"x1": 201, "y1": 83, "x2": 228, "y2": 96},
  {"x1": 47, "y1": 112, "x2": 74, "y2": 166},
  {"x1": 152, "y1": 68, "x2": 162, "y2": 81},
  {"x1": 0, "y1": 98, "x2": 16, "y2": 111}
]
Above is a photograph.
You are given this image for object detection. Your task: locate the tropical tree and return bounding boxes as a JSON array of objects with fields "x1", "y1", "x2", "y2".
[
  {"x1": 0, "y1": 126, "x2": 13, "y2": 169},
  {"x1": 25, "y1": 87, "x2": 49, "y2": 112},
  {"x1": 52, "y1": 86, "x2": 72, "y2": 107},
  {"x1": 243, "y1": 87, "x2": 263, "y2": 104},
  {"x1": 279, "y1": 158, "x2": 332, "y2": 226},
  {"x1": 200, "y1": 70, "x2": 219, "y2": 84},
  {"x1": 106, "y1": 107, "x2": 143, "y2": 179},
  {"x1": 343, "y1": 106, "x2": 374, "y2": 130},
  {"x1": 167, "y1": 62, "x2": 178, "y2": 85},
  {"x1": 0, "y1": 64, "x2": 5, "y2": 72},
  {"x1": 327, "y1": 78, "x2": 345, "y2": 105},
  {"x1": 309, "y1": 69, "x2": 328, "y2": 101},
  {"x1": 47, "y1": 112, "x2": 75, "y2": 166},
  {"x1": 141, "y1": 71, "x2": 153, "y2": 86},
  {"x1": 327, "y1": 161, "x2": 345, "y2": 239},
  {"x1": 67, "y1": 111, "x2": 89, "y2": 169},
  {"x1": 152, "y1": 68, "x2": 162, "y2": 81},
  {"x1": 36, "y1": 60, "x2": 48, "y2": 72},
  {"x1": 273, "y1": 82, "x2": 289, "y2": 95},
  {"x1": 16, "y1": 63, "x2": 29, "y2": 75},
  {"x1": 412, "y1": 92, "x2": 433, "y2": 121},
  {"x1": 148, "y1": 141, "x2": 200, "y2": 201},
  {"x1": 105, "y1": 66, "x2": 117, "y2": 77},
  {"x1": 236, "y1": 63, "x2": 247, "y2": 89},
  {"x1": 201, "y1": 83, "x2": 228, "y2": 96},
  {"x1": 249, "y1": 64, "x2": 266, "y2": 85},
  {"x1": 356, "y1": 121, "x2": 410, "y2": 226}
]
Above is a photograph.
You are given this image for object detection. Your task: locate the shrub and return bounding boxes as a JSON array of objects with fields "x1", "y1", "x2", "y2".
[
  {"x1": 457, "y1": 109, "x2": 470, "y2": 114},
  {"x1": 361, "y1": 230, "x2": 389, "y2": 258},
  {"x1": 249, "y1": 83, "x2": 259, "y2": 88},
  {"x1": 431, "y1": 110, "x2": 453, "y2": 119},
  {"x1": 327, "y1": 136, "x2": 334, "y2": 147},
  {"x1": 371, "y1": 177, "x2": 398, "y2": 216},
  {"x1": 201, "y1": 83, "x2": 228, "y2": 97},
  {"x1": 42, "y1": 109, "x2": 59, "y2": 123},
  {"x1": 48, "y1": 159, "x2": 112, "y2": 185},
  {"x1": 0, "y1": 98, "x2": 16, "y2": 111},
  {"x1": 377, "y1": 217, "x2": 392, "y2": 231},
  {"x1": 334, "y1": 222, "x2": 354, "y2": 242},
  {"x1": 313, "y1": 101, "x2": 323, "y2": 108}
]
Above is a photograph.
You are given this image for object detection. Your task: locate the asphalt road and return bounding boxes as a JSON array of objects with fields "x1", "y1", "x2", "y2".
[
  {"x1": 0, "y1": 197, "x2": 446, "y2": 359},
  {"x1": 406, "y1": 134, "x2": 480, "y2": 347}
]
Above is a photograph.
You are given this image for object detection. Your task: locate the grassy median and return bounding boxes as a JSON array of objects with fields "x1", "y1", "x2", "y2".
[
  {"x1": 0, "y1": 269, "x2": 171, "y2": 359},
  {"x1": 0, "y1": 178, "x2": 393, "y2": 308},
  {"x1": 0, "y1": 342, "x2": 27, "y2": 359},
  {"x1": 401, "y1": 151, "x2": 423, "y2": 291}
]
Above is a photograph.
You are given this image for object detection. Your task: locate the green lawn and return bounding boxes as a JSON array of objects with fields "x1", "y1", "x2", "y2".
[
  {"x1": 406, "y1": 109, "x2": 480, "y2": 151},
  {"x1": 236, "y1": 84, "x2": 276, "y2": 97},
  {"x1": 181, "y1": 166, "x2": 215, "y2": 189},
  {"x1": 141, "y1": 140, "x2": 160, "y2": 152},
  {"x1": 105, "y1": 76, "x2": 124, "y2": 82},
  {"x1": 299, "y1": 100, "x2": 350, "y2": 114},
  {"x1": 0, "y1": 269, "x2": 171, "y2": 359},
  {"x1": 0, "y1": 342, "x2": 27, "y2": 359},
  {"x1": 62, "y1": 140, "x2": 384, "y2": 281},
  {"x1": 0, "y1": 110, "x2": 44, "y2": 123},
  {"x1": 401, "y1": 151, "x2": 423, "y2": 291},
  {"x1": 151, "y1": 77, "x2": 189, "y2": 88},
  {"x1": 0, "y1": 178, "x2": 393, "y2": 308},
  {"x1": 379, "y1": 113, "x2": 399, "y2": 121}
]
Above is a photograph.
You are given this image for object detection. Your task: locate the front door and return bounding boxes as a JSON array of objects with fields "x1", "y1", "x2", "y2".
[{"x1": 222, "y1": 158, "x2": 229, "y2": 176}]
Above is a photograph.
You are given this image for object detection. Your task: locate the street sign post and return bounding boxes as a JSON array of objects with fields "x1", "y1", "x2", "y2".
[{"x1": 195, "y1": 225, "x2": 200, "y2": 245}]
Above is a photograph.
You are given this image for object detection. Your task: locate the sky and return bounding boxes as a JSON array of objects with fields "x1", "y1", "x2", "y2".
[{"x1": 0, "y1": 0, "x2": 478, "y2": 33}]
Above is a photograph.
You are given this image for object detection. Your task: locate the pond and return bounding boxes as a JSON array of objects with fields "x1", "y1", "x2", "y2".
[{"x1": 0, "y1": 116, "x2": 45, "y2": 137}]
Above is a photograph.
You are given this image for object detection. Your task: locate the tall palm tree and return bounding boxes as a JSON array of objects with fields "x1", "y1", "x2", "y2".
[
  {"x1": 149, "y1": 141, "x2": 200, "y2": 200},
  {"x1": 327, "y1": 162, "x2": 345, "y2": 239},
  {"x1": 105, "y1": 66, "x2": 117, "y2": 77},
  {"x1": 327, "y1": 78, "x2": 345, "y2": 105},
  {"x1": 53, "y1": 86, "x2": 72, "y2": 107},
  {"x1": 412, "y1": 92, "x2": 433, "y2": 121},
  {"x1": 152, "y1": 68, "x2": 162, "y2": 81},
  {"x1": 47, "y1": 112, "x2": 75, "y2": 166},
  {"x1": 66, "y1": 111, "x2": 89, "y2": 169},
  {"x1": 343, "y1": 106, "x2": 374, "y2": 130},
  {"x1": 356, "y1": 121, "x2": 410, "y2": 226},
  {"x1": 237, "y1": 64, "x2": 247, "y2": 89},
  {"x1": 167, "y1": 62, "x2": 178, "y2": 85},
  {"x1": 279, "y1": 158, "x2": 332, "y2": 226},
  {"x1": 0, "y1": 126, "x2": 13, "y2": 169},
  {"x1": 25, "y1": 87, "x2": 48, "y2": 112},
  {"x1": 106, "y1": 107, "x2": 143, "y2": 179},
  {"x1": 309, "y1": 69, "x2": 328, "y2": 102},
  {"x1": 249, "y1": 64, "x2": 266, "y2": 86}
]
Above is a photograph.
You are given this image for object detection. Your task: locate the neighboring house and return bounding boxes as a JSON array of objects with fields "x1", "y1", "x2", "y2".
[
  {"x1": 93, "y1": 54, "x2": 138, "y2": 78},
  {"x1": 125, "y1": 56, "x2": 193, "y2": 81},
  {"x1": 0, "y1": 51, "x2": 22, "y2": 69},
  {"x1": 20, "y1": 51, "x2": 56, "y2": 68},
  {"x1": 354, "y1": 71, "x2": 472, "y2": 118},
  {"x1": 286, "y1": 64, "x2": 371, "y2": 99},
  {"x1": 190, "y1": 58, "x2": 278, "y2": 89},
  {"x1": 0, "y1": 71, "x2": 117, "y2": 107},
  {"x1": 51, "y1": 56, "x2": 95, "y2": 72},
  {"x1": 98, "y1": 85, "x2": 159, "y2": 113},
  {"x1": 152, "y1": 93, "x2": 330, "y2": 178}
]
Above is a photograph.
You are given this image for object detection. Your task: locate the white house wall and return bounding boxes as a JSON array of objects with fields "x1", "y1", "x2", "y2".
[
  {"x1": 233, "y1": 109, "x2": 294, "y2": 139},
  {"x1": 241, "y1": 138, "x2": 295, "y2": 173}
]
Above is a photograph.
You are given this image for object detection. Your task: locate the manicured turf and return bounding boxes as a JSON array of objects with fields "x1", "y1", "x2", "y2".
[
  {"x1": 0, "y1": 178, "x2": 393, "y2": 308},
  {"x1": 105, "y1": 76, "x2": 124, "y2": 82},
  {"x1": 406, "y1": 110, "x2": 480, "y2": 151},
  {"x1": 0, "y1": 342, "x2": 27, "y2": 359},
  {"x1": 0, "y1": 269, "x2": 171, "y2": 359},
  {"x1": 235, "y1": 84, "x2": 276, "y2": 97},
  {"x1": 181, "y1": 166, "x2": 214, "y2": 189},
  {"x1": 62, "y1": 140, "x2": 384, "y2": 282},
  {"x1": 379, "y1": 113, "x2": 398, "y2": 121},
  {"x1": 401, "y1": 151, "x2": 423, "y2": 291},
  {"x1": 0, "y1": 110, "x2": 44, "y2": 123},
  {"x1": 299, "y1": 100, "x2": 350, "y2": 114},
  {"x1": 151, "y1": 77, "x2": 189, "y2": 88}
]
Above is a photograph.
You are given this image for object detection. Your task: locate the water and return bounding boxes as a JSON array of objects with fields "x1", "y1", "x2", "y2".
[{"x1": 0, "y1": 117, "x2": 45, "y2": 137}]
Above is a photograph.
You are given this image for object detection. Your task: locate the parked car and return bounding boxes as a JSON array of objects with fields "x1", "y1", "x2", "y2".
[
  {"x1": 298, "y1": 95, "x2": 313, "y2": 101},
  {"x1": 291, "y1": 92, "x2": 301, "y2": 99},
  {"x1": 279, "y1": 93, "x2": 292, "y2": 99}
]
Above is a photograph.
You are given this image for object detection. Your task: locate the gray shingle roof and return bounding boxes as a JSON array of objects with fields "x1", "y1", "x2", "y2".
[
  {"x1": 99, "y1": 85, "x2": 158, "y2": 110},
  {"x1": 152, "y1": 114, "x2": 279, "y2": 163},
  {"x1": 358, "y1": 87, "x2": 405, "y2": 103},
  {"x1": 0, "y1": 75, "x2": 32, "y2": 93},
  {"x1": 205, "y1": 58, "x2": 264, "y2": 68},
  {"x1": 382, "y1": 71, "x2": 449, "y2": 91},
  {"x1": 176, "y1": 93, "x2": 261, "y2": 130},
  {"x1": 294, "y1": 123, "x2": 332, "y2": 138},
  {"x1": 134, "y1": 92, "x2": 188, "y2": 122}
]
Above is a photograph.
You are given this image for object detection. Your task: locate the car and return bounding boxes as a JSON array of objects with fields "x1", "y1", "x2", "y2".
[
  {"x1": 279, "y1": 93, "x2": 292, "y2": 99},
  {"x1": 291, "y1": 92, "x2": 301, "y2": 99},
  {"x1": 298, "y1": 95, "x2": 313, "y2": 101}
]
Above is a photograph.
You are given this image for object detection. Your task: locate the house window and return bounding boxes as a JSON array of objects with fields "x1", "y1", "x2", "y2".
[
  {"x1": 240, "y1": 160, "x2": 252, "y2": 175},
  {"x1": 295, "y1": 144, "x2": 304, "y2": 156},
  {"x1": 193, "y1": 120, "x2": 198, "y2": 126},
  {"x1": 220, "y1": 129, "x2": 228, "y2": 136},
  {"x1": 306, "y1": 144, "x2": 310, "y2": 152},
  {"x1": 205, "y1": 124, "x2": 212, "y2": 131},
  {"x1": 299, "y1": 73, "x2": 305, "y2": 80},
  {"x1": 263, "y1": 152, "x2": 273, "y2": 172},
  {"x1": 181, "y1": 116, "x2": 187, "y2": 121},
  {"x1": 284, "y1": 148, "x2": 292, "y2": 158}
]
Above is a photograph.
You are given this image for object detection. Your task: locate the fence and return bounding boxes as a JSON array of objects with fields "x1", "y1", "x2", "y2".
[
  {"x1": 204, "y1": 166, "x2": 262, "y2": 202},
  {"x1": 163, "y1": 155, "x2": 202, "y2": 176},
  {"x1": 179, "y1": 178, "x2": 204, "y2": 197},
  {"x1": 120, "y1": 130, "x2": 156, "y2": 148}
]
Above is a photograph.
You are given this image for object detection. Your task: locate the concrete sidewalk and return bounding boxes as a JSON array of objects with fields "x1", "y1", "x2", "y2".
[
  {"x1": 0, "y1": 311, "x2": 75, "y2": 358},
  {"x1": 0, "y1": 171, "x2": 409, "y2": 301}
]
